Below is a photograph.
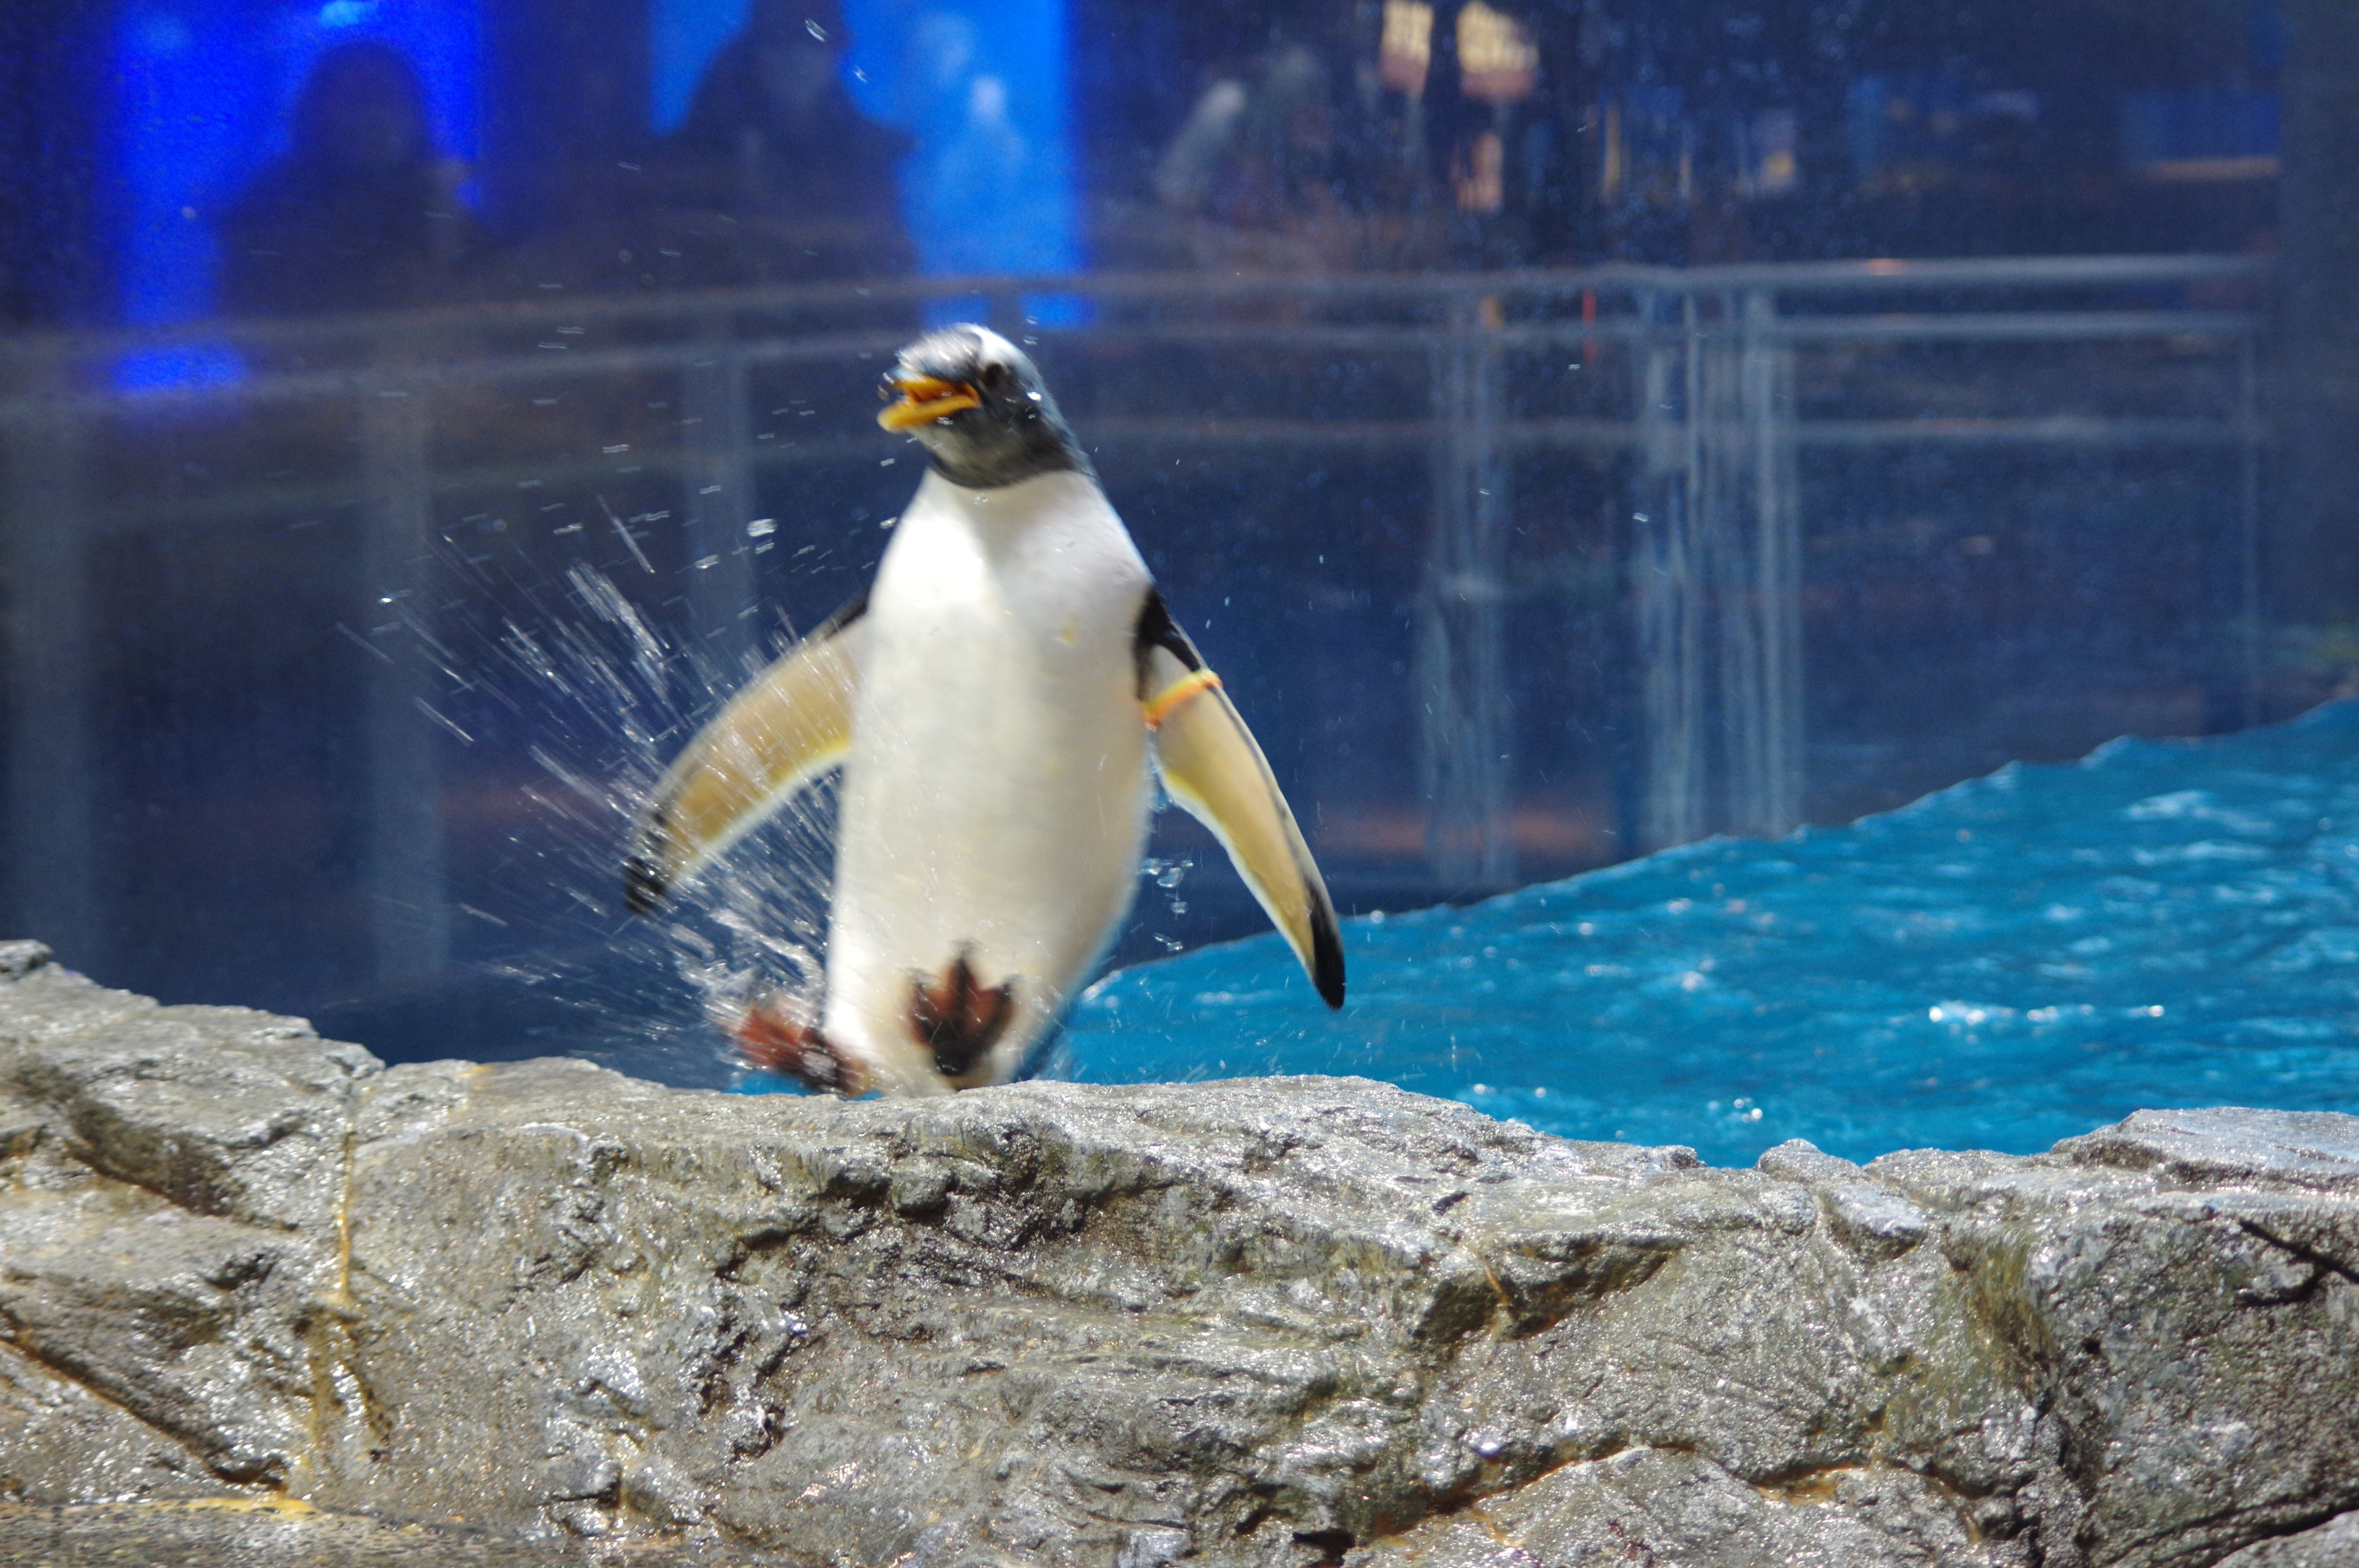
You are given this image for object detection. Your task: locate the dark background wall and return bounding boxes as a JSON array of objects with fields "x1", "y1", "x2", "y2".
[
  {"x1": 0, "y1": 1, "x2": 112, "y2": 328},
  {"x1": 479, "y1": 0, "x2": 650, "y2": 237},
  {"x1": 2276, "y1": 0, "x2": 2359, "y2": 624}
]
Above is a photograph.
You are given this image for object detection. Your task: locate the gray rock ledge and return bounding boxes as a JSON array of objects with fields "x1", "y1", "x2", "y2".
[{"x1": 0, "y1": 942, "x2": 2353, "y2": 1568}]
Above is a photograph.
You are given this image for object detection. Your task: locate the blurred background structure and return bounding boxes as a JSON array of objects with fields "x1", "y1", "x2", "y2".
[{"x1": 0, "y1": 0, "x2": 2349, "y2": 1065}]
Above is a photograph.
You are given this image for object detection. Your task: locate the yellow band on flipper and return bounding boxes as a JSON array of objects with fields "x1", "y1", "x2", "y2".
[{"x1": 1144, "y1": 668, "x2": 1223, "y2": 729}]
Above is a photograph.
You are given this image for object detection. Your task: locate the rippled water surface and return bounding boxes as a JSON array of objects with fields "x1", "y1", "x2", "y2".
[{"x1": 1059, "y1": 704, "x2": 2359, "y2": 1167}]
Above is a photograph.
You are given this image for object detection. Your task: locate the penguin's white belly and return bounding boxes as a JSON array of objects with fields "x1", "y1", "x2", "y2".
[{"x1": 824, "y1": 471, "x2": 1152, "y2": 1094}]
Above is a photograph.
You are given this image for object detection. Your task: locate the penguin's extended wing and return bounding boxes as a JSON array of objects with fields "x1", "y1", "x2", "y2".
[
  {"x1": 625, "y1": 594, "x2": 867, "y2": 912},
  {"x1": 1136, "y1": 591, "x2": 1345, "y2": 1008}
]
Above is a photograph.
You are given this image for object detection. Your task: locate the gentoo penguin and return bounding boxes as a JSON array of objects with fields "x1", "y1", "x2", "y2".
[{"x1": 624, "y1": 324, "x2": 1342, "y2": 1095}]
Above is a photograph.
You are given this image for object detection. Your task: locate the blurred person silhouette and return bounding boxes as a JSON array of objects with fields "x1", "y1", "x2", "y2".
[
  {"x1": 653, "y1": 0, "x2": 912, "y2": 280},
  {"x1": 1156, "y1": 41, "x2": 1345, "y2": 271},
  {"x1": 889, "y1": 9, "x2": 1065, "y2": 279},
  {"x1": 916, "y1": 74, "x2": 1035, "y2": 272},
  {"x1": 1154, "y1": 37, "x2": 1429, "y2": 275},
  {"x1": 217, "y1": 41, "x2": 480, "y2": 318}
]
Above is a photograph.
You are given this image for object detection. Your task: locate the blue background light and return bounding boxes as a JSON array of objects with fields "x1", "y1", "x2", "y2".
[
  {"x1": 651, "y1": 0, "x2": 1081, "y2": 287},
  {"x1": 113, "y1": 0, "x2": 480, "y2": 348}
]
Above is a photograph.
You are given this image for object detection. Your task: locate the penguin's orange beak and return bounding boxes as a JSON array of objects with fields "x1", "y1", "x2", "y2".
[{"x1": 878, "y1": 374, "x2": 982, "y2": 431}]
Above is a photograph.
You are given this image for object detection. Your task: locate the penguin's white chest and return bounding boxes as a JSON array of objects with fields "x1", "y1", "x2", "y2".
[{"x1": 825, "y1": 469, "x2": 1152, "y2": 1092}]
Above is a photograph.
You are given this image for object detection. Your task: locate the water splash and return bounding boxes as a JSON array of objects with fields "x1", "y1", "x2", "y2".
[{"x1": 363, "y1": 507, "x2": 851, "y2": 1084}]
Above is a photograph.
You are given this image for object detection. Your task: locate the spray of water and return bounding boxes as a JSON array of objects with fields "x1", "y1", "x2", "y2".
[
  {"x1": 373, "y1": 507, "x2": 1190, "y2": 1093},
  {"x1": 356, "y1": 503, "x2": 851, "y2": 1087}
]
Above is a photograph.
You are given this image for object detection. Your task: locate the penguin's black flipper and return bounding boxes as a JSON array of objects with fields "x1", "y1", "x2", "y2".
[
  {"x1": 1135, "y1": 590, "x2": 1345, "y2": 1009},
  {"x1": 626, "y1": 594, "x2": 868, "y2": 910}
]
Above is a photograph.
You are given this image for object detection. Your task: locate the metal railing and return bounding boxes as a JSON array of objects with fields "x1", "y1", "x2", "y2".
[{"x1": 0, "y1": 253, "x2": 2272, "y2": 989}]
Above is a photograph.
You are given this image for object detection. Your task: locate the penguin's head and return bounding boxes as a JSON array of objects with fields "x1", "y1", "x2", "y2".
[{"x1": 878, "y1": 324, "x2": 1089, "y2": 490}]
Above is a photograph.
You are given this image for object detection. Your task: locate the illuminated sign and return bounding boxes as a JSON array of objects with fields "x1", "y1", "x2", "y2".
[
  {"x1": 1457, "y1": 1, "x2": 1535, "y2": 107},
  {"x1": 1379, "y1": 1, "x2": 1433, "y2": 97}
]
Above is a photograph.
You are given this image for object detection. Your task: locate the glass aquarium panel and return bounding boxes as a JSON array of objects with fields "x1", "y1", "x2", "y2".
[{"x1": 0, "y1": 0, "x2": 2350, "y2": 1153}]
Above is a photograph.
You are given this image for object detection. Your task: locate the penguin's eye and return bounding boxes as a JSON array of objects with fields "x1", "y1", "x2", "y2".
[{"x1": 977, "y1": 363, "x2": 1012, "y2": 394}]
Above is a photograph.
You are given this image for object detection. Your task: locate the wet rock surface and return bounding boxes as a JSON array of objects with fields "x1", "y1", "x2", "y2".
[
  {"x1": 0, "y1": 944, "x2": 2353, "y2": 1568},
  {"x1": 0, "y1": 1499, "x2": 798, "y2": 1566}
]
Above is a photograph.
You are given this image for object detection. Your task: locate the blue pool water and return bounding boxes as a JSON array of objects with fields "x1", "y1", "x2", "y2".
[{"x1": 1057, "y1": 703, "x2": 2359, "y2": 1167}]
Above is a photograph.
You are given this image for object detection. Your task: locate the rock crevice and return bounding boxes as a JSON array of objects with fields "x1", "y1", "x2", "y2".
[{"x1": 0, "y1": 944, "x2": 2353, "y2": 1567}]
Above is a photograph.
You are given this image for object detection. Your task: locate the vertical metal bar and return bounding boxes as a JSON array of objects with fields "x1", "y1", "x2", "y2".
[
  {"x1": 1470, "y1": 299, "x2": 1514, "y2": 887},
  {"x1": 1, "y1": 379, "x2": 100, "y2": 968},
  {"x1": 1417, "y1": 295, "x2": 1516, "y2": 886},
  {"x1": 681, "y1": 329, "x2": 757, "y2": 677},
  {"x1": 2237, "y1": 331, "x2": 2265, "y2": 727},
  {"x1": 1743, "y1": 287, "x2": 1804, "y2": 834},
  {"x1": 1635, "y1": 287, "x2": 1704, "y2": 852},
  {"x1": 1654, "y1": 287, "x2": 1802, "y2": 846},
  {"x1": 359, "y1": 381, "x2": 450, "y2": 985},
  {"x1": 1417, "y1": 303, "x2": 1471, "y2": 882},
  {"x1": 1706, "y1": 292, "x2": 1757, "y2": 835},
  {"x1": 1679, "y1": 292, "x2": 1708, "y2": 845}
]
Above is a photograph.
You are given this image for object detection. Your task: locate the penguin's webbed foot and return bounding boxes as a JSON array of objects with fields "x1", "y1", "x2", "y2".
[
  {"x1": 909, "y1": 949, "x2": 1015, "y2": 1081},
  {"x1": 735, "y1": 1000, "x2": 869, "y2": 1096}
]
